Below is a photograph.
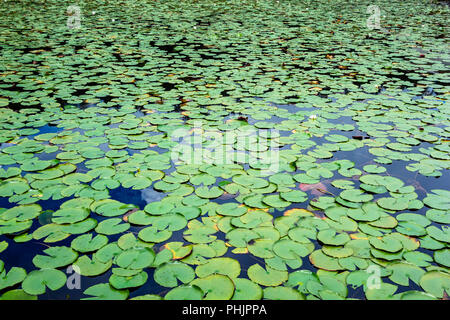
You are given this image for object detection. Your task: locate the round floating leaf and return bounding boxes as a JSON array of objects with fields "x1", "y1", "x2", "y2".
[
  {"x1": 399, "y1": 291, "x2": 437, "y2": 300},
  {"x1": 32, "y1": 246, "x2": 78, "y2": 269},
  {"x1": 243, "y1": 194, "x2": 268, "y2": 209},
  {"x1": 190, "y1": 274, "x2": 235, "y2": 300},
  {"x1": 426, "y1": 226, "x2": 450, "y2": 244},
  {"x1": 279, "y1": 190, "x2": 308, "y2": 203},
  {"x1": 151, "y1": 213, "x2": 187, "y2": 231},
  {"x1": 162, "y1": 242, "x2": 192, "y2": 260},
  {"x1": 22, "y1": 269, "x2": 66, "y2": 295},
  {"x1": 226, "y1": 228, "x2": 259, "y2": 247},
  {"x1": 273, "y1": 239, "x2": 312, "y2": 259},
  {"x1": 263, "y1": 287, "x2": 305, "y2": 300},
  {"x1": 0, "y1": 178, "x2": 30, "y2": 196},
  {"x1": 129, "y1": 294, "x2": 162, "y2": 300},
  {"x1": 52, "y1": 208, "x2": 90, "y2": 224},
  {"x1": 195, "y1": 186, "x2": 224, "y2": 199},
  {"x1": 117, "y1": 233, "x2": 139, "y2": 251},
  {"x1": 116, "y1": 247, "x2": 155, "y2": 269},
  {"x1": 32, "y1": 223, "x2": 70, "y2": 243},
  {"x1": 82, "y1": 283, "x2": 128, "y2": 300},
  {"x1": 263, "y1": 194, "x2": 291, "y2": 208},
  {"x1": 340, "y1": 189, "x2": 373, "y2": 203},
  {"x1": 309, "y1": 250, "x2": 344, "y2": 271},
  {"x1": 95, "y1": 218, "x2": 130, "y2": 235},
  {"x1": 347, "y1": 203, "x2": 381, "y2": 222},
  {"x1": 403, "y1": 251, "x2": 433, "y2": 267},
  {"x1": 396, "y1": 221, "x2": 426, "y2": 237},
  {"x1": 423, "y1": 190, "x2": 450, "y2": 210},
  {"x1": 322, "y1": 246, "x2": 354, "y2": 258},
  {"x1": 122, "y1": 177, "x2": 152, "y2": 190},
  {"x1": 286, "y1": 270, "x2": 317, "y2": 293},
  {"x1": 165, "y1": 285, "x2": 204, "y2": 300},
  {"x1": 369, "y1": 235, "x2": 403, "y2": 253},
  {"x1": 127, "y1": 210, "x2": 152, "y2": 225},
  {"x1": 216, "y1": 203, "x2": 247, "y2": 217},
  {"x1": 154, "y1": 262, "x2": 195, "y2": 288},
  {"x1": 73, "y1": 255, "x2": 113, "y2": 276},
  {"x1": 71, "y1": 234, "x2": 108, "y2": 253},
  {"x1": 331, "y1": 179, "x2": 355, "y2": 190},
  {"x1": 109, "y1": 271, "x2": 148, "y2": 290},
  {"x1": 195, "y1": 257, "x2": 240, "y2": 279},
  {"x1": 317, "y1": 229, "x2": 350, "y2": 246},
  {"x1": 248, "y1": 239, "x2": 276, "y2": 258},
  {"x1": 231, "y1": 278, "x2": 263, "y2": 300},
  {"x1": 419, "y1": 271, "x2": 450, "y2": 299},
  {"x1": 434, "y1": 249, "x2": 450, "y2": 268},
  {"x1": 94, "y1": 243, "x2": 123, "y2": 264},
  {"x1": 426, "y1": 209, "x2": 450, "y2": 224},
  {"x1": 0, "y1": 204, "x2": 41, "y2": 221},
  {"x1": 138, "y1": 226, "x2": 172, "y2": 243},
  {"x1": 79, "y1": 147, "x2": 104, "y2": 159},
  {"x1": 0, "y1": 288, "x2": 37, "y2": 300},
  {"x1": 247, "y1": 264, "x2": 288, "y2": 286},
  {"x1": 0, "y1": 241, "x2": 7, "y2": 253},
  {"x1": 387, "y1": 262, "x2": 426, "y2": 286},
  {"x1": 144, "y1": 201, "x2": 174, "y2": 215},
  {"x1": 173, "y1": 206, "x2": 201, "y2": 220},
  {"x1": 20, "y1": 159, "x2": 59, "y2": 172},
  {"x1": 364, "y1": 281, "x2": 398, "y2": 300},
  {"x1": 92, "y1": 200, "x2": 137, "y2": 217},
  {"x1": 0, "y1": 267, "x2": 27, "y2": 290},
  {"x1": 377, "y1": 197, "x2": 409, "y2": 211}
]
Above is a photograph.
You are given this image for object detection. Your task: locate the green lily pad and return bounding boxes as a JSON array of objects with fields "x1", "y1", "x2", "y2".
[
  {"x1": 195, "y1": 257, "x2": 241, "y2": 279},
  {"x1": 82, "y1": 283, "x2": 128, "y2": 300},
  {"x1": 138, "y1": 226, "x2": 172, "y2": 243},
  {"x1": 0, "y1": 204, "x2": 41, "y2": 221},
  {"x1": 419, "y1": 271, "x2": 450, "y2": 299},
  {"x1": 263, "y1": 286, "x2": 305, "y2": 300},
  {"x1": 369, "y1": 235, "x2": 403, "y2": 253},
  {"x1": 216, "y1": 203, "x2": 247, "y2": 217},
  {"x1": 434, "y1": 249, "x2": 450, "y2": 268},
  {"x1": 95, "y1": 218, "x2": 130, "y2": 235},
  {"x1": 190, "y1": 274, "x2": 235, "y2": 300},
  {"x1": 340, "y1": 189, "x2": 373, "y2": 203},
  {"x1": 73, "y1": 255, "x2": 113, "y2": 276},
  {"x1": 231, "y1": 278, "x2": 263, "y2": 300},
  {"x1": 377, "y1": 197, "x2": 410, "y2": 211},
  {"x1": 22, "y1": 269, "x2": 66, "y2": 295},
  {"x1": 387, "y1": 262, "x2": 426, "y2": 286},
  {"x1": 71, "y1": 234, "x2": 108, "y2": 253},
  {"x1": 165, "y1": 285, "x2": 204, "y2": 300},
  {"x1": 247, "y1": 264, "x2": 288, "y2": 286},
  {"x1": 116, "y1": 247, "x2": 155, "y2": 269},
  {"x1": 154, "y1": 262, "x2": 195, "y2": 288},
  {"x1": 309, "y1": 250, "x2": 344, "y2": 271},
  {"x1": 423, "y1": 190, "x2": 450, "y2": 210},
  {"x1": 0, "y1": 289, "x2": 37, "y2": 300},
  {"x1": 0, "y1": 267, "x2": 27, "y2": 290},
  {"x1": 109, "y1": 271, "x2": 148, "y2": 289},
  {"x1": 32, "y1": 246, "x2": 78, "y2": 269}
]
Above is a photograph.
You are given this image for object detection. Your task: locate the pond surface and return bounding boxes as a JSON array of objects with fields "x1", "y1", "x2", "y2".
[{"x1": 0, "y1": 0, "x2": 449, "y2": 300}]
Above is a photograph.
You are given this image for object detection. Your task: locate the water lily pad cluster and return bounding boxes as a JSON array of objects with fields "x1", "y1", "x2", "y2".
[{"x1": 0, "y1": 0, "x2": 449, "y2": 300}]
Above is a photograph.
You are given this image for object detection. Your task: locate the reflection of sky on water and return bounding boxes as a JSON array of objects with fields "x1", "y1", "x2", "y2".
[{"x1": 0, "y1": 89, "x2": 448, "y2": 300}]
